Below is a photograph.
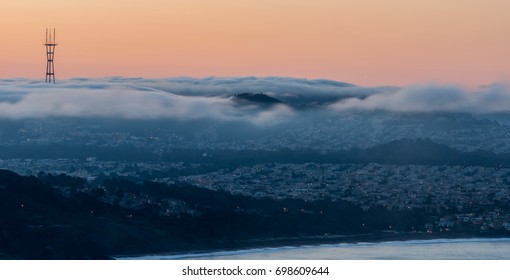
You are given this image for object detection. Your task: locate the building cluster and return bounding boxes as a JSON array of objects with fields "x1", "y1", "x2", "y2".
[{"x1": 182, "y1": 163, "x2": 510, "y2": 232}]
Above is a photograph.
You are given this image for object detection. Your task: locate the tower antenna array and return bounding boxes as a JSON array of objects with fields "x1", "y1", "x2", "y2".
[{"x1": 44, "y1": 28, "x2": 57, "y2": 83}]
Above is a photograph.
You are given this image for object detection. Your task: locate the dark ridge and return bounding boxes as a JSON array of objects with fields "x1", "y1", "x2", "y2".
[
  {"x1": 0, "y1": 170, "x2": 109, "y2": 259},
  {"x1": 231, "y1": 92, "x2": 284, "y2": 105},
  {"x1": 361, "y1": 138, "x2": 462, "y2": 165},
  {"x1": 359, "y1": 138, "x2": 506, "y2": 166}
]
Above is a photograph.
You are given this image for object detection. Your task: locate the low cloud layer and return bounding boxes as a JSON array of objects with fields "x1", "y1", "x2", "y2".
[
  {"x1": 1, "y1": 78, "x2": 509, "y2": 124},
  {"x1": 0, "y1": 78, "x2": 301, "y2": 125},
  {"x1": 330, "y1": 83, "x2": 510, "y2": 113}
]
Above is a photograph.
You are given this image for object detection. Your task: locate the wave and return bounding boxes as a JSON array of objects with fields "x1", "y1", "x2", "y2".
[
  {"x1": 117, "y1": 246, "x2": 301, "y2": 260},
  {"x1": 115, "y1": 237, "x2": 510, "y2": 260},
  {"x1": 321, "y1": 237, "x2": 510, "y2": 247}
]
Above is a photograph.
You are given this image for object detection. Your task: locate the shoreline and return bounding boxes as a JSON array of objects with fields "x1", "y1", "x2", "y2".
[{"x1": 115, "y1": 231, "x2": 510, "y2": 260}]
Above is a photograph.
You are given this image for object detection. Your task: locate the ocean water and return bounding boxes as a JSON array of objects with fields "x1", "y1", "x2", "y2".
[{"x1": 118, "y1": 238, "x2": 510, "y2": 260}]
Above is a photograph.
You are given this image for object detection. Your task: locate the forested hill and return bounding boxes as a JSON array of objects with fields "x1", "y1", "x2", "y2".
[{"x1": 0, "y1": 169, "x2": 445, "y2": 260}]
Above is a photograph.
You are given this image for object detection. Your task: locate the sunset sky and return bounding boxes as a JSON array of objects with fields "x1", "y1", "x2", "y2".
[{"x1": 1, "y1": 0, "x2": 509, "y2": 86}]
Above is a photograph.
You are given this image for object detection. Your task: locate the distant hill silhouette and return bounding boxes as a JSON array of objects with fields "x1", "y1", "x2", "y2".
[
  {"x1": 358, "y1": 138, "x2": 506, "y2": 166},
  {"x1": 231, "y1": 92, "x2": 284, "y2": 106},
  {"x1": 361, "y1": 138, "x2": 463, "y2": 164}
]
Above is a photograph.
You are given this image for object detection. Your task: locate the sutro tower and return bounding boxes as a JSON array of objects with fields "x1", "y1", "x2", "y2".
[{"x1": 44, "y1": 28, "x2": 57, "y2": 83}]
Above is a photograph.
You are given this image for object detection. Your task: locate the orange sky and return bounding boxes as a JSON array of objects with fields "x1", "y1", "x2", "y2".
[{"x1": 1, "y1": 0, "x2": 509, "y2": 86}]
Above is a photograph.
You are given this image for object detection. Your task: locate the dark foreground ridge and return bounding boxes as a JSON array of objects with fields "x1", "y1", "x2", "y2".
[{"x1": 1, "y1": 168, "x2": 508, "y2": 259}]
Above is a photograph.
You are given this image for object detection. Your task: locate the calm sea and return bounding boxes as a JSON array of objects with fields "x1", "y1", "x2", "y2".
[{"x1": 118, "y1": 238, "x2": 510, "y2": 260}]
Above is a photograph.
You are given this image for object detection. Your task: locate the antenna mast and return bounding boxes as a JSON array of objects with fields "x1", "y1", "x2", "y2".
[{"x1": 44, "y1": 28, "x2": 58, "y2": 83}]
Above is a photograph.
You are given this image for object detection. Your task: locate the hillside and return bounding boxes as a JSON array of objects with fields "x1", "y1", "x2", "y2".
[{"x1": 231, "y1": 92, "x2": 284, "y2": 106}]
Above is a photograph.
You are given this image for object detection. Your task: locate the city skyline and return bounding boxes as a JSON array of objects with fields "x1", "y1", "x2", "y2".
[{"x1": 0, "y1": 0, "x2": 509, "y2": 87}]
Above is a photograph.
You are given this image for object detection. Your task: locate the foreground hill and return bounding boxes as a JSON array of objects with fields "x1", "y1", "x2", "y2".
[
  {"x1": 0, "y1": 169, "x2": 364, "y2": 259},
  {"x1": 0, "y1": 170, "x2": 108, "y2": 259},
  {"x1": 1, "y1": 164, "x2": 509, "y2": 259}
]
